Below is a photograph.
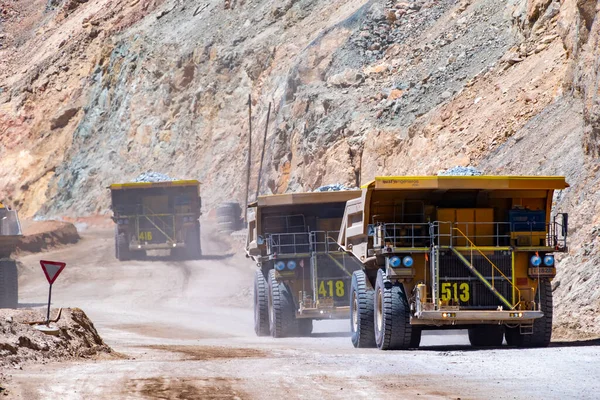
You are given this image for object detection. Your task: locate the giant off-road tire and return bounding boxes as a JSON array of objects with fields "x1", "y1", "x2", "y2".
[
  {"x1": 297, "y1": 319, "x2": 313, "y2": 336},
  {"x1": 505, "y1": 279, "x2": 553, "y2": 348},
  {"x1": 184, "y1": 222, "x2": 202, "y2": 260},
  {"x1": 216, "y1": 202, "x2": 240, "y2": 234},
  {"x1": 468, "y1": 325, "x2": 504, "y2": 347},
  {"x1": 115, "y1": 229, "x2": 131, "y2": 261},
  {"x1": 0, "y1": 259, "x2": 18, "y2": 309},
  {"x1": 410, "y1": 327, "x2": 423, "y2": 349},
  {"x1": 268, "y1": 269, "x2": 297, "y2": 338},
  {"x1": 254, "y1": 270, "x2": 270, "y2": 336},
  {"x1": 374, "y1": 269, "x2": 417, "y2": 350},
  {"x1": 350, "y1": 270, "x2": 376, "y2": 348}
]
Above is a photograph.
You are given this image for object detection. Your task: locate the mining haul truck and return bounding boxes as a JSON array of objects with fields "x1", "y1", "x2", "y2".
[
  {"x1": 247, "y1": 190, "x2": 363, "y2": 337},
  {"x1": 337, "y1": 176, "x2": 569, "y2": 350},
  {"x1": 110, "y1": 180, "x2": 202, "y2": 261},
  {"x1": 0, "y1": 203, "x2": 22, "y2": 308}
]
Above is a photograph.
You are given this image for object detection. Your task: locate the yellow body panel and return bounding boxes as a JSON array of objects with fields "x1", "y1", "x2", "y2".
[
  {"x1": 363, "y1": 176, "x2": 569, "y2": 190},
  {"x1": 109, "y1": 180, "x2": 200, "y2": 190},
  {"x1": 251, "y1": 190, "x2": 361, "y2": 208}
]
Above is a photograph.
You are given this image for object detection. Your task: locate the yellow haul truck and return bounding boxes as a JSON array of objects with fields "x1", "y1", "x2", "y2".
[
  {"x1": 337, "y1": 176, "x2": 569, "y2": 349},
  {"x1": 110, "y1": 180, "x2": 202, "y2": 261},
  {"x1": 0, "y1": 202, "x2": 22, "y2": 308},
  {"x1": 246, "y1": 190, "x2": 363, "y2": 337}
]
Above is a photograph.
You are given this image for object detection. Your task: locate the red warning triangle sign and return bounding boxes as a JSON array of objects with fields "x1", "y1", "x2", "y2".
[{"x1": 40, "y1": 260, "x2": 66, "y2": 284}]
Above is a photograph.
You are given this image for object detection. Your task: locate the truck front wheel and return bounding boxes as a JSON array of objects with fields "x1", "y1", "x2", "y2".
[
  {"x1": 374, "y1": 269, "x2": 417, "y2": 350},
  {"x1": 254, "y1": 270, "x2": 269, "y2": 336},
  {"x1": 350, "y1": 270, "x2": 376, "y2": 348},
  {"x1": 268, "y1": 269, "x2": 296, "y2": 338},
  {"x1": 505, "y1": 279, "x2": 553, "y2": 347},
  {"x1": 115, "y1": 229, "x2": 131, "y2": 261},
  {"x1": 297, "y1": 319, "x2": 313, "y2": 336}
]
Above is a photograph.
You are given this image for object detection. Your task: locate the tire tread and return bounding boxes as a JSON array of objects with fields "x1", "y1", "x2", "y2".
[{"x1": 351, "y1": 270, "x2": 376, "y2": 348}]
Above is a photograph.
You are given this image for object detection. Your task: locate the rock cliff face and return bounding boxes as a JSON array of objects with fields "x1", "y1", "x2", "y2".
[{"x1": 1, "y1": 0, "x2": 599, "y2": 337}]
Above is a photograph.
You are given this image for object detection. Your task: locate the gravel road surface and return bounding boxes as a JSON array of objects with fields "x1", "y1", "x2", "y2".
[{"x1": 5, "y1": 225, "x2": 600, "y2": 399}]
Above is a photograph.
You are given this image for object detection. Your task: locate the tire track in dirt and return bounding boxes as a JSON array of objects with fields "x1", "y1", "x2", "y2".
[
  {"x1": 125, "y1": 377, "x2": 245, "y2": 400},
  {"x1": 145, "y1": 345, "x2": 268, "y2": 361}
]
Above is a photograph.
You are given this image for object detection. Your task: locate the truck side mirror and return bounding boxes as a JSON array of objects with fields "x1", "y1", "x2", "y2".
[
  {"x1": 257, "y1": 235, "x2": 265, "y2": 245},
  {"x1": 561, "y1": 213, "x2": 568, "y2": 237}
]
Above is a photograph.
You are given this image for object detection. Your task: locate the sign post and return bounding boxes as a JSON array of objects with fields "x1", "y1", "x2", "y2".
[{"x1": 39, "y1": 260, "x2": 66, "y2": 325}]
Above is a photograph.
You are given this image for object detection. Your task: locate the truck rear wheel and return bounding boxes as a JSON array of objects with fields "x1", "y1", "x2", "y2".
[
  {"x1": 268, "y1": 269, "x2": 296, "y2": 338},
  {"x1": 410, "y1": 328, "x2": 422, "y2": 348},
  {"x1": 374, "y1": 269, "x2": 416, "y2": 350},
  {"x1": 115, "y1": 229, "x2": 131, "y2": 261},
  {"x1": 505, "y1": 279, "x2": 553, "y2": 347},
  {"x1": 468, "y1": 325, "x2": 504, "y2": 347},
  {"x1": 184, "y1": 222, "x2": 202, "y2": 260},
  {"x1": 350, "y1": 270, "x2": 376, "y2": 348},
  {"x1": 254, "y1": 270, "x2": 269, "y2": 336},
  {"x1": 297, "y1": 319, "x2": 313, "y2": 336},
  {"x1": 0, "y1": 259, "x2": 18, "y2": 308}
]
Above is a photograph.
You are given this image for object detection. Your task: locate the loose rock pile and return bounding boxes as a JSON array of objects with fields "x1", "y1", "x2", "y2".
[
  {"x1": 350, "y1": 0, "x2": 454, "y2": 63},
  {"x1": 437, "y1": 166, "x2": 483, "y2": 176},
  {"x1": 314, "y1": 184, "x2": 357, "y2": 192},
  {"x1": 0, "y1": 308, "x2": 112, "y2": 369},
  {"x1": 133, "y1": 172, "x2": 176, "y2": 183}
]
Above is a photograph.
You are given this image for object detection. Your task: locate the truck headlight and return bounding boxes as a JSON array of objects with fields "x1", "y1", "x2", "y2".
[
  {"x1": 389, "y1": 256, "x2": 401, "y2": 268},
  {"x1": 403, "y1": 256, "x2": 413, "y2": 267},
  {"x1": 543, "y1": 255, "x2": 554, "y2": 266},
  {"x1": 530, "y1": 255, "x2": 542, "y2": 266},
  {"x1": 287, "y1": 261, "x2": 297, "y2": 270},
  {"x1": 275, "y1": 261, "x2": 285, "y2": 271}
]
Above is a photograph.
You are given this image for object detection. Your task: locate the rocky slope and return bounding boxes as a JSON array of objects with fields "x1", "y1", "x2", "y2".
[{"x1": 1, "y1": 0, "x2": 599, "y2": 337}]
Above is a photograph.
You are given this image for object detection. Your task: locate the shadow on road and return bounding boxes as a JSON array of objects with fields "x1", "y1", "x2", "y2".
[
  {"x1": 550, "y1": 338, "x2": 600, "y2": 348},
  {"x1": 18, "y1": 303, "x2": 48, "y2": 308},
  {"x1": 418, "y1": 338, "x2": 600, "y2": 352},
  {"x1": 418, "y1": 345, "x2": 518, "y2": 352},
  {"x1": 309, "y1": 331, "x2": 352, "y2": 338},
  {"x1": 199, "y1": 254, "x2": 235, "y2": 261},
  {"x1": 139, "y1": 253, "x2": 235, "y2": 262}
]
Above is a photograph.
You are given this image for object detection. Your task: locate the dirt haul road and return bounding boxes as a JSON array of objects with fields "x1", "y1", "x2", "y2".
[{"x1": 5, "y1": 225, "x2": 600, "y2": 399}]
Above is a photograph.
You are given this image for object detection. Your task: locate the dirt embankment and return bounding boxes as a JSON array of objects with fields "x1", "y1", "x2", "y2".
[
  {"x1": 16, "y1": 220, "x2": 80, "y2": 254},
  {"x1": 0, "y1": 308, "x2": 112, "y2": 371}
]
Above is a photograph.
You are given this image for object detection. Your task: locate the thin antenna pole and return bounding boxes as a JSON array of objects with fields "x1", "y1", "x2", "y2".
[
  {"x1": 256, "y1": 102, "x2": 271, "y2": 200},
  {"x1": 244, "y1": 94, "x2": 252, "y2": 224}
]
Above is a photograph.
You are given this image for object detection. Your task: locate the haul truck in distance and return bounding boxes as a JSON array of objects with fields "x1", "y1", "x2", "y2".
[
  {"x1": 337, "y1": 176, "x2": 569, "y2": 350},
  {"x1": 247, "y1": 190, "x2": 363, "y2": 337},
  {"x1": 0, "y1": 202, "x2": 22, "y2": 308},
  {"x1": 110, "y1": 180, "x2": 202, "y2": 261}
]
